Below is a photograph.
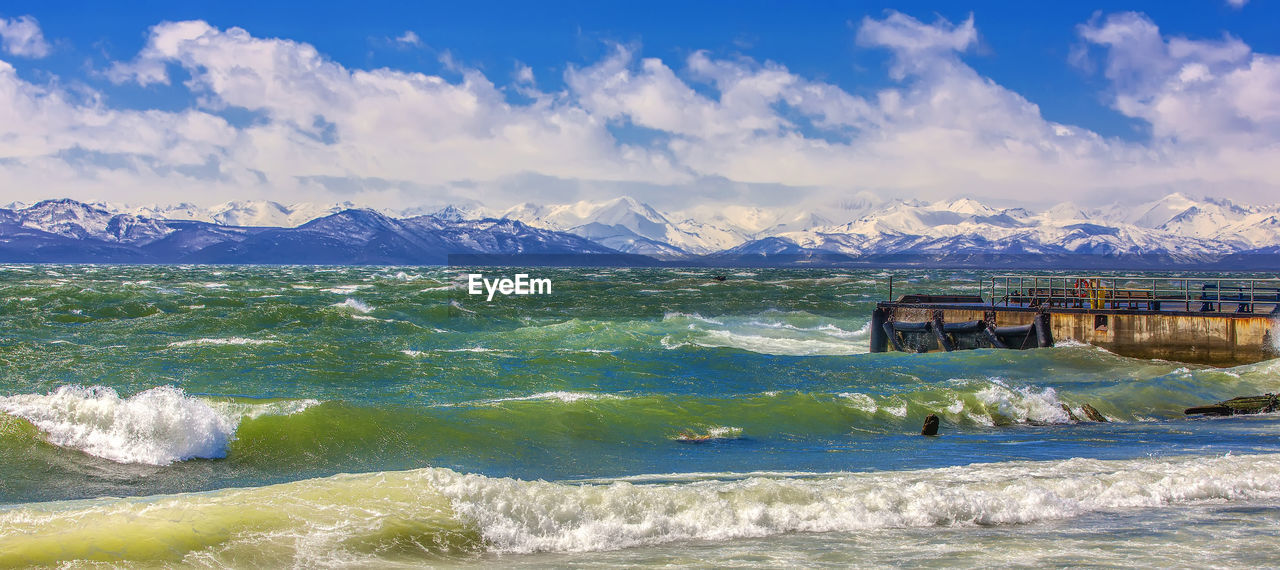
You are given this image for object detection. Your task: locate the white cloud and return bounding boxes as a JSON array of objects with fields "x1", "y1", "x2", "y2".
[
  {"x1": 1226, "y1": 0, "x2": 1248, "y2": 9},
  {"x1": 0, "y1": 15, "x2": 51, "y2": 58},
  {"x1": 1079, "y1": 12, "x2": 1280, "y2": 144},
  {"x1": 1, "y1": 12, "x2": 1280, "y2": 211},
  {"x1": 514, "y1": 63, "x2": 535, "y2": 85},
  {"x1": 395, "y1": 30, "x2": 421, "y2": 47},
  {"x1": 856, "y1": 11, "x2": 976, "y2": 79},
  {"x1": 40, "y1": 21, "x2": 682, "y2": 206}
]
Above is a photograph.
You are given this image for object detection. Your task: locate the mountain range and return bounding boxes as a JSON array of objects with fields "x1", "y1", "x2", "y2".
[
  {"x1": 3, "y1": 193, "x2": 1280, "y2": 268},
  {"x1": 0, "y1": 199, "x2": 615, "y2": 265}
]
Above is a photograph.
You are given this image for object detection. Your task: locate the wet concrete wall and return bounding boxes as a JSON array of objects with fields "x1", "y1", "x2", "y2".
[{"x1": 878, "y1": 304, "x2": 1277, "y2": 366}]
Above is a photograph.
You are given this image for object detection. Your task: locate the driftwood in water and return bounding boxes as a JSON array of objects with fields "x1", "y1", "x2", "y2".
[{"x1": 1185, "y1": 394, "x2": 1279, "y2": 416}]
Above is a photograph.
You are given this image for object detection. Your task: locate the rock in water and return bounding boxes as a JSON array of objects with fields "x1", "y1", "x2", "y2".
[
  {"x1": 1081, "y1": 404, "x2": 1107, "y2": 422},
  {"x1": 1060, "y1": 403, "x2": 1081, "y2": 422},
  {"x1": 921, "y1": 413, "x2": 940, "y2": 436}
]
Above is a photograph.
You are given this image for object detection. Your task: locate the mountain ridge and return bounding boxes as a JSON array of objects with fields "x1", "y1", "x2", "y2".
[{"x1": 4, "y1": 194, "x2": 1280, "y2": 268}]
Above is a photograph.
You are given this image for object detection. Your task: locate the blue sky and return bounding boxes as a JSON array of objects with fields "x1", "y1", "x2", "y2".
[{"x1": 1, "y1": 1, "x2": 1278, "y2": 213}]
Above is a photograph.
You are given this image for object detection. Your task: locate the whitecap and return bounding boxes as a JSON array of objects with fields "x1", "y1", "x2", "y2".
[
  {"x1": 331, "y1": 298, "x2": 374, "y2": 314},
  {"x1": 0, "y1": 386, "x2": 233, "y2": 465},
  {"x1": 972, "y1": 378, "x2": 1074, "y2": 425},
  {"x1": 486, "y1": 391, "x2": 620, "y2": 404},
  {"x1": 322, "y1": 284, "x2": 369, "y2": 294},
  {"x1": 168, "y1": 337, "x2": 280, "y2": 348}
]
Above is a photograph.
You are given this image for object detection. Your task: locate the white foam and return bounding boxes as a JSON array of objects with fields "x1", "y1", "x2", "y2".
[
  {"x1": 662, "y1": 312, "x2": 725, "y2": 325},
  {"x1": 880, "y1": 398, "x2": 908, "y2": 417},
  {"x1": 427, "y1": 453, "x2": 1280, "y2": 555},
  {"x1": 704, "y1": 426, "x2": 743, "y2": 438},
  {"x1": 0, "y1": 386, "x2": 233, "y2": 465},
  {"x1": 448, "y1": 300, "x2": 476, "y2": 314},
  {"x1": 0, "y1": 386, "x2": 320, "y2": 466},
  {"x1": 838, "y1": 392, "x2": 878, "y2": 414},
  {"x1": 974, "y1": 379, "x2": 1073, "y2": 425},
  {"x1": 332, "y1": 298, "x2": 374, "y2": 314},
  {"x1": 695, "y1": 330, "x2": 860, "y2": 356},
  {"x1": 1271, "y1": 319, "x2": 1280, "y2": 354},
  {"x1": 322, "y1": 284, "x2": 369, "y2": 294},
  {"x1": 168, "y1": 337, "x2": 279, "y2": 348},
  {"x1": 208, "y1": 398, "x2": 322, "y2": 421},
  {"x1": 487, "y1": 391, "x2": 619, "y2": 404}
]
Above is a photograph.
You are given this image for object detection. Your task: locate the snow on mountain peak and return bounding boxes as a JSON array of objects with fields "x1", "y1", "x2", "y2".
[
  {"x1": 7, "y1": 191, "x2": 1280, "y2": 262},
  {"x1": 941, "y1": 197, "x2": 995, "y2": 215}
]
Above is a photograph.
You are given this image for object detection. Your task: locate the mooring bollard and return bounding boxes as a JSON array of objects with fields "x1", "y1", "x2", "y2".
[{"x1": 921, "y1": 413, "x2": 940, "y2": 436}]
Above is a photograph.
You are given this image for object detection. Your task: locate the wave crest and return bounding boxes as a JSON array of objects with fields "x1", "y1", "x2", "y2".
[
  {"x1": 0, "y1": 385, "x2": 234, "y2": 465},
  {"x1": 0, "y1": 386, "x2": 322, "y2": 465}
]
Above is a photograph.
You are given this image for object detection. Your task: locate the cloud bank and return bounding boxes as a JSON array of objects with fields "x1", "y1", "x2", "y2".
[
  {"x1": 0, "y1": 15, "x2": 50, "y2": 58},
  {"x1": 0, "y1": 11, "x2": 1278, "y2": 210}
]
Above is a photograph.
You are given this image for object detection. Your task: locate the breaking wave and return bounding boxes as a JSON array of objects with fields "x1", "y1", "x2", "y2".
[
  {"x1": 660, "y1": 311, "x2": 871, "y2": 356},
  {"x1": 0, "y1": 386, "x2": 317, "y2": 465},
  {"x1": 167, "y1": 337, "x2": 280, "y2": 348},
  {"x1": 331, "y1": 298, "x2": 374, "y2": 313},
  {"x1": 3, "y1": 453, "x2": 1279, "y2": 565}
]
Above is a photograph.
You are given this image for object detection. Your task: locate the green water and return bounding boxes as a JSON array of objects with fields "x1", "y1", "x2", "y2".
[{"x1": 2, "y1": 265, "x2": 1279, "y2": 566}]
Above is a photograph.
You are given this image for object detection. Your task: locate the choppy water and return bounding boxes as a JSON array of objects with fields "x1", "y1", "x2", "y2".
[{"x1": 1, "y1": 265, "x2": 1279, "y2": 566}]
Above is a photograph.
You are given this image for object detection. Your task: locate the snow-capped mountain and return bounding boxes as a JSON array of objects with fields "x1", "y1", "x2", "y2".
[
  {"x1": 500, "y1": 197, "x2": 728, "y2": 255},
  {"x1": 0, "y1": 200, "x2": 615, "y2": 264},
  {"x1": 6, "y1": 192, "x2": 1280, "y2": 267},
  {"x1": 744, "y1": 193, "x2": 1269, "y2": 266},
  {"x1": 500, "y1": 197, "x2": 836, "y2": 255},
  {"x1": 102, "y1": 200, "x2": 358, "y2": 227},
  {"x1": 13, "y1": 199, "x2": 174, "y2": 244}
]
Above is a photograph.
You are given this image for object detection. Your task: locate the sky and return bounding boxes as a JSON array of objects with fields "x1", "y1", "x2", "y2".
[{"x1": 1, "y1": 0, "x2": 1278, "y2": 214}]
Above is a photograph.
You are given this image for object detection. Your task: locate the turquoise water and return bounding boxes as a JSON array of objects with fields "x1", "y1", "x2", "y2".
[{"x1": 2, "y1": 265, "x2": 1279, "y2": 566}]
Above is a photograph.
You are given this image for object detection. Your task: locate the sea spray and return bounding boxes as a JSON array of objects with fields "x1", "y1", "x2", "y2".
[
  {"x1": 6, "y1": 453, "x2": 1279, "y2": 566},
  {"x1": 6, "y1": 265, "x2": 1280, "y2": 566},
  {"x1": 332, "y1": 298, "x2": 375, "y2": 313},
  {"x1": 436, "y1": 453, "x2": 1280, "y2": 554},
  {"x1": 168, "y1": 337, "x2": 280, "y2": 348},
  {"x1": 0, "y1": 385, "x2": 235, "y2": 465},
  {"x1": 0, "y1": 387, "x2": 323, "y2": 465}
]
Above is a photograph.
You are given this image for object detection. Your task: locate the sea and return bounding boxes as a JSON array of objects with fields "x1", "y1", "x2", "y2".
[{"x1": 2, "y1": 264, "x2": 1280, "y2": 567}]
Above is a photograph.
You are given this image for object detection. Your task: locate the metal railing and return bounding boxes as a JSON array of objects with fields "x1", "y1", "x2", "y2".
[{"x1": 988, "y1": 275, "x2": 1280, "y2": 314}]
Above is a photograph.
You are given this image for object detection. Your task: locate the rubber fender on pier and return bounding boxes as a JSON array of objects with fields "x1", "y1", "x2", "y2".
[
  {"x1": 1033, "y1": 313, "x2": 1053, "y2": 347},
  {"x1": 994, "y1": 324, "x2": 1035, "y2": 349},
  {"x1": 870, "y1": 308, "x2": 888, "y2": 353},
  {"x1": 931, "y1": 315, "x2": 955, "y2": 352}
]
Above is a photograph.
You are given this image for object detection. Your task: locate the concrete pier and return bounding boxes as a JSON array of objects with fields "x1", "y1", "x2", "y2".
[{"x1": 871, "y1": 275, "x2": 1280, "y2": 366}]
